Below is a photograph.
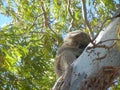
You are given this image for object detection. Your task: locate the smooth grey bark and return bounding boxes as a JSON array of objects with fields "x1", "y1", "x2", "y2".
[{"x1": 70, "y1": 17, "x2": 120, "y2": 90}]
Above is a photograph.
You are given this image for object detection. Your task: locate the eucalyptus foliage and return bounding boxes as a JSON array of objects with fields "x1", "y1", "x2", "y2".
[{"x1": 0, "y1": 0, "x2": 119, "y2": 89}]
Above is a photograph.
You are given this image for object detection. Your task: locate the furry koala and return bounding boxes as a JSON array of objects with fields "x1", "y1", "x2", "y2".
[{"x1": 54, "y1": 31, "x2": 90, "y2": 78}]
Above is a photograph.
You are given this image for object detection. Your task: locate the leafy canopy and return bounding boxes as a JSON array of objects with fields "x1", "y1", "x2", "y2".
[{"x1": 0, "y1": 0, "x2": 119, "y2": 89}]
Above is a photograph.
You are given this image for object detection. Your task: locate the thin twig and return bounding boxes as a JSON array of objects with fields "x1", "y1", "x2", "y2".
[
  {"x1": 41, "y1": 1, "x2": 48, "y2": 27},
  {"x1": 87, "y1": 38, "x2": 120, "y2": 50},
  {"x1": 97, "y1": 39, "x2": 120, "y2": 45},
  {"x1": 67, "y1": 0, "x2": 74, "y2": 19},
  {"x1": 93, "y1": 8, "x2": 120, "y2": 41},
  {"x1": 67, "y1": 0, "x2": 74, "y2": 31},
  {"x1": 40, "y1": 0, "x2": 57, "y2": 35},
  {"x1": 93, "y1": 17, "x2": 111, "y2": 41},
  {"x1": 68, "y1": 19, "x2": 74, "y2": 31},
  {"x1": 81, "y1": 0, "x2": 94, "y2": 39},
  {"x1": 26, "y1": 13, "x2": 43, "y2": 31}
]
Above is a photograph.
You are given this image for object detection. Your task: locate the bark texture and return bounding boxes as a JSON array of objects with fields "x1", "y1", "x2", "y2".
[
  {"x1": 70, "y1": 17, "x2": 120, "y2": 90},
  {"x1": 52, "y1": 10, "x2": 120, "y2": 90}
]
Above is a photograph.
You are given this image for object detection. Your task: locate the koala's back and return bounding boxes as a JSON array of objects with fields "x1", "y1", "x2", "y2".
[
  {"x1": 54, "y1": 48, "x2": 77, "y2": 78},
  {"x1": 54, "y1": 30, "x2": 90, "y2": 78}
]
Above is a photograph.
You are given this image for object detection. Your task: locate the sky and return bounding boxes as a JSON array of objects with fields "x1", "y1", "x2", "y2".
[
  {"x1": 0, "y1": 1, "x2": 12, "y2": 27},
  {"x1": 0, "y1": 0, "x2": 119, "y2": 27},
  {"x1": 0, "y1": 14, "x2": 12, "y2": 27}
]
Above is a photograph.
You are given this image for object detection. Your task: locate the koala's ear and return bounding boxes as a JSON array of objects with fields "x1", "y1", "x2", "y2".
[
  {"x1": 64, "y1": 31, "x2": 82, "y2": 42},
  {"x1": 68, "y1": 30, "x2": 82, "y2": 37}
]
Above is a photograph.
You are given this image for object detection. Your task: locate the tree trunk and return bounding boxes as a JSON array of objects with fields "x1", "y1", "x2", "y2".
[
  {"x1": 52, "y1": 11, "x2": 120, "y2": 90},
  {"x1": 70, "y1": 17, "x2": 120, "y2": 90}
]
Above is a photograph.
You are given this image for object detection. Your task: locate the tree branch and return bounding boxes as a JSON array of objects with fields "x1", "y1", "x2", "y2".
[
  {"x1": 68, "y1": 19, "x2": 74, "y2": 31},
  {"x1": 67, "y1": 0, "x2": 74, "y2": 19},
  {"x1": 81, "y1": 0, "x2": 94, "y2": 39},
  {"x1": 40, "y1": 0, "x2": 57, "y2": 36},
  {"x1": 67, "y1": 0, "x2": 74, "y2": 31},
  {"x1": 40, "y1": 1, "x2": 48, "y2": 28}
]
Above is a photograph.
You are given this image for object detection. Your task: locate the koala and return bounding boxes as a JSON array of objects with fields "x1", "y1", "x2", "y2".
[{"x1": 54, "y1": 30, "x2": 91, "y2": 78}]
